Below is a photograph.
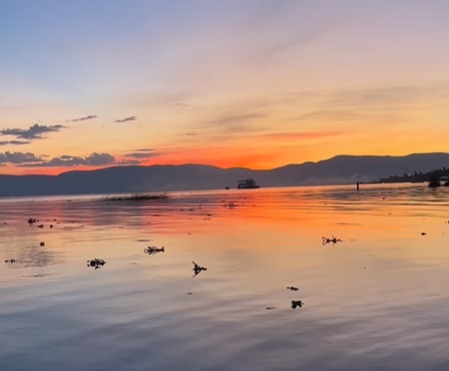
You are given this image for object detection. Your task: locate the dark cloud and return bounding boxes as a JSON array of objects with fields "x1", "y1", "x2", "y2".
[
  {"x1": 115, "y1": 116, "x2": 137, "y2": 123},
  {"x1": 85, "y1": 153, "x2": 115, "y2": 165},
  {"x1": 0, "y1": 123, "x2": 66, "y2": 140},
  {"x1": 6, "y1": 151, "x2": 146, "y2": 168},
  {"x1": 0, "y1": 140, "x2": 30, "y2": 146},
  {"x1": 0, "y1": 151, "x2": 42, "y2": 164},
  {"x1": 71, "y1": 115, "x2": 98, "y2": 122},
  {"x1": 43, "y1": 152, "x2": 116, "y2": 167}
]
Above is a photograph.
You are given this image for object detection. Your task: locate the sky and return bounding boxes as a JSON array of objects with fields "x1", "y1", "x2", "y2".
[{"x1": 1, "y1": 0, "x2": 449, "y2": 175}]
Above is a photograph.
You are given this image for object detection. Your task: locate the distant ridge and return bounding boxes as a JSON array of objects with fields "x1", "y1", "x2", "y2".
[{"x1": 1, "y1": 152, "x2": 449, "y2": 197}]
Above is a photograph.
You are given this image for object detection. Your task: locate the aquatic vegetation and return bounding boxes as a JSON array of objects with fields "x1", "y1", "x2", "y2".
[
  {"x1": 428, "y1": 171, "x2": 441, "y2": 188},
  {"x1": 322, "y1": 236, "x2": 342, "y2": 245},
  {"x1": 105, "y1": 193, "x2": 168, "y2": 201},
  {"x1": 87, "y1": 258, "x2": 106, "y2": 269},
  {"x1": 291, "y1": 300, "x2": 303, "y2": 309},
  {"x1": 144, "y1": 246, "x2": 165, "y2": 255},
  {"x1": 192, "y1": 261, "x2": 207, "y2": 277}
]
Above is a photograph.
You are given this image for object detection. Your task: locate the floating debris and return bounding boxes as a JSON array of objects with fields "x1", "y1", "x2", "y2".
[
  {"x1": 322, "y1": 236, "x2": 342, "y2": 245},
  {"x1": 28, "y1": 217, "x2": 37, "y2": 224},
  {"x1": 87, "y1": 258, "x2": 106, "y2": 269},
  {"x1": 144, "y1": 246, "x2": 165, "y2": 255},
  {"x1": 5, "y1": 259, "x2": 16, "y2": 264},
  {"x1": 192, "y1": 261, "x2": 207, "y2": 277},
  {"x1": 266, "y1": 306, "x2": 277, "y2": 310},
  {"x1": 38, "y1": 224, "x2": 44, "y2": 228},
  {"x1": 40, "y1": 241, "x2": 45, "y2": 247},
  {"x1": 222, "y1": 200, "x2": 238, "y2": 209},
  {"x1": 291, "y1": 300, "x2": 304, "y2": 309},
  {"x1": 421, "y1": 232, "x2": 427, "y2": 236},
  {"x1": 286, "y1": 286, "x2": 299, "y2": 291}
]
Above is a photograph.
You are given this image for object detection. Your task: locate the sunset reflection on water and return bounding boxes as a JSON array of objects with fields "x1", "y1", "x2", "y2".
[{"x1": 1, "y1": 184, "x2": 449, "y2": 370}]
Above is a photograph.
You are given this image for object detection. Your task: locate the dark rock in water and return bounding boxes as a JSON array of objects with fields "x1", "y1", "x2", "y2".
[
  {"x1": 87, "y1": 258, "x2": 106, "y2": 269},
  {"x1": 291, "y1": 300, "x2": 303, "y2": 309}
]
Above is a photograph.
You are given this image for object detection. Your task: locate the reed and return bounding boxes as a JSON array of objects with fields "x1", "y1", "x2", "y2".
[{"x1": 105, "y1": 192, "x2": 168, "y2": 201}]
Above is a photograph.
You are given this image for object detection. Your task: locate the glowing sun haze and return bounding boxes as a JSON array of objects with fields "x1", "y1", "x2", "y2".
[{"x1": 1, "y1": 0, "x2": 449, "y2": 175}]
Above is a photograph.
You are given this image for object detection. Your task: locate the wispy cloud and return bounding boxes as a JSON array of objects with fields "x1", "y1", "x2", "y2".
[
  {"x1": 115, "y1": 116, "x2": 137, "y2": 123},
  {"x1": 134, "y1": 148, "x2": 154, "y2": 152},
  {"x1": 175, "y1": 102, "x2": 190, "y2": 108},
  {"x1": 0, "y1": 151, "x2": 42, "y2": 164},
  {"x1": 200, "y1": 111, "x2": 267, "y2": 136},
  {"x1": 211, "y1": 113, "x2": 265, "y2": 126},
  {"x1": 71, "y1": 115, "x2": 98, "y2": 122},
  {"x1": 177, "y1": 132, "x2": 197, "y2": 136},
  {"x1": 0, "y1": 140, "x2": 30, "y2": 146},
  {"x1": 124, "y1": 151, "x2": 159, "y2": 159},
  {"x1": 0, "y1": 123, "x2": 66, "y2": 140},
  {"x1": 257, "y1": 130, "x2": 347, "y2": 141}
]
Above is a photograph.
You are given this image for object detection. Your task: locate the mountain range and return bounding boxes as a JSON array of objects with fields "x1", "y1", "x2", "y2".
[{"x1": 1, "y1": 152, "x2": 448, "y2": 197}]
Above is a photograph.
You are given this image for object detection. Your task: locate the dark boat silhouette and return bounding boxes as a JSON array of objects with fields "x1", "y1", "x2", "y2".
[{"x1": 237, "y1": 178, "x2": 260, "y2": 189}]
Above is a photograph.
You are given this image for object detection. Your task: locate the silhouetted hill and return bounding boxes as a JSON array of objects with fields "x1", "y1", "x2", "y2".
[{"x1": 1, "y1": 152, "x2": 449, "y2": 197}]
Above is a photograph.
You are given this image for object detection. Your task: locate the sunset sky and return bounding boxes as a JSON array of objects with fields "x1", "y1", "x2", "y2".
[{"x1": 1, "y1": 0, "x2": 449, "y2": 175}]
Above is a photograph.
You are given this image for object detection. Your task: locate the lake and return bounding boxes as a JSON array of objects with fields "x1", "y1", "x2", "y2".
[{"x1": 1, "y1": 183, "x2": 449, "y2": 370}]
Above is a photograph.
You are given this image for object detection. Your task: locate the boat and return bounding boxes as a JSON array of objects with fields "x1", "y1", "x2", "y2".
[{"x1": 237, "y1": 178, "x2": 260, "y2": 189}]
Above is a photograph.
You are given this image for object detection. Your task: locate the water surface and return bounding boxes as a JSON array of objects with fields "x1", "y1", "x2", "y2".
[{"x1": 2, "y1": 184, "x2": 449, "y2": 370}]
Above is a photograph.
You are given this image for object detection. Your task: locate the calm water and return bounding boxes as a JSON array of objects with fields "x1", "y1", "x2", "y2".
[{"x1": 1, "y1": 184, "x2": 449, "y2": 370}]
